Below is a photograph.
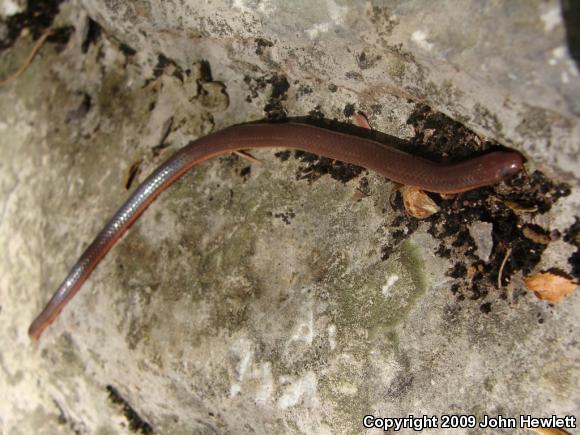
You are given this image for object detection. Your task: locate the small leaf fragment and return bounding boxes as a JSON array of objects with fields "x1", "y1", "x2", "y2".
[
  {"x1": 523, "y1": 271, "x2": 577, "y2": 302},
  {"x1": 352, "y1": 112, "x2": 371, "y2": 129},
  {"x1": 352, "y1": 188, "x2": 368, "y2": 201},
  {"x1": 522, "y1": 225, "x2": 551, "y2": 245},
  {"x1": 125, "y1": 159, "x2": 143, "y2": 190},
  {"x1": 491, "y1": 196, "x2": 538, "y2": 213},
  {"x1": 402, "y1": 186, "x2": 440, "y2": 219},
  {"x1": 532, "y1": 428, "x2": 571, "y2": 435}
]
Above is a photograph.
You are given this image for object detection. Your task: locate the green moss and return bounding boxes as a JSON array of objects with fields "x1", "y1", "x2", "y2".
[
  {"x1": 314, "y1": 239, "x2": 427, "y2": 432},
  {"x1": 387, "y1": 58, "x2": 406, "y2": 84},
  {"x1": 334, "y1": 239, "x2": 426, "y2": 341}
]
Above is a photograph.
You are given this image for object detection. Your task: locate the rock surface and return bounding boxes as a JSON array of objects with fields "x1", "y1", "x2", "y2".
[
  {"x1": 0, "y1": 1, "x2": 578, "y2": 434},
  {"x1": 80, "y1": 0, "x2": 580, "y2": 183},
  {"x1": 468, "y1": 221, "x2": 494, "y2": 263}
]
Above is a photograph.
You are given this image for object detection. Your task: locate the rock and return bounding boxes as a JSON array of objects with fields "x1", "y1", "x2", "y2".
[
  {"x1": 1, "y1": 1, "x2": 578, "y2": 433},
  {"x1": 0, "y1": 0, "x2": 25, "y2": 17},
  {"x1": 80, "y1": 0, "x2": 580, "y2": 184},
  {"x1": 469, "y1": 221, "x2": 494, "y2": 262}
]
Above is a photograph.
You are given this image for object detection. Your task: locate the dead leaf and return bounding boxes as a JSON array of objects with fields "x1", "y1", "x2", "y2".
[
  {"x1": 402, "y1": 186, "x2": 440, "y2": 219},
  {"x1": 353, "y1": 112, "x2": 371, "y2": 129},
  {"x1": 352, "y1": 188, "x2": 368, "y2": 201},
  {"x1": 467, "y1": 264, "x2": 477, "y2": 284},
  {"x1": 532, "y1": 429, "x2": 571, "y2": 435},
  {"x1": 522, "y1": 225, "x2": 551, "y2": 245},
  {"x1": 144, "y1": 77, "x2": 163, "y2": 93},
  {"x1": 125, "y1": 159, "x2": 143, "y2": 190},
  {"x1": 523, "y1": 271, "x2": 577, "y2": 302},
  {"x1": 491, "y1": 196, "x2": 538, "y2": 213}
]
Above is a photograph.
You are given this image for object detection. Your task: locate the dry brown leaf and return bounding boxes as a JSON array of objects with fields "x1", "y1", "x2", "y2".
[
  {"x1": 522, "y1": 225, "x2": 551, "y2": 245},
  {"x1": 124, "y1": 159, "x2": 143, "y2": 190},
  {"x1": 352, "y1": 188, "x2": 367, "y2": 201},
  {"x1": 523, "y1": 271, "x2": 577, "y2": 302},
  {"x1": 491, "y1": 196, "x2": 538, "y2": 213},
  {"x1": 143, "y1": 77, "x2": 163, "y2": 93},
  {"x1": 352, "y1": 112, "x2": 371, "y2": 129},
  {"x1": 402, "y1": 186, "x2": 440, "y2": 219},
  {"x1": 532, "y1": 429, "x2": 571, "y2": 435},
  {"x1": 504, "y1": 200, "x2": 537, "y2": 213},
  {"x1": 467, "y1": 264, "x2": 478, "y2": 283}
]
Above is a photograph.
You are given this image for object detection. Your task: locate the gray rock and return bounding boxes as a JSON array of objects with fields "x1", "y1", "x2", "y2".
[
  {"x1": 0, "y1": 21, "x2": 8, "y2": 42},
  {"x1": 469, "y1": 221, "x2": 494, "y2": 263},
  {"x1": 0, "y1": 0, "x2": 25, "y2": 17},
  {"x1": 80, "y1": 0, "x2": 580, "y2": 183},
  {"x1": 0, "y1": 1, "x2": 578, "y2": 434}
]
